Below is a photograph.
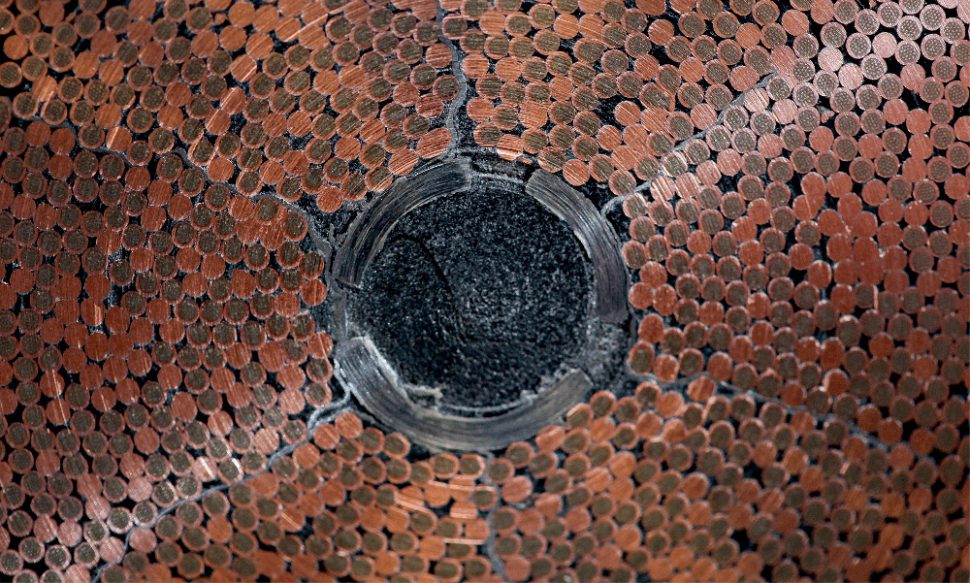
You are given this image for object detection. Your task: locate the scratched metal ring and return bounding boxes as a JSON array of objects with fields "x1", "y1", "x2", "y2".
[{"x1": 322, "y1": 157, "x2": 630, "y2": 450}]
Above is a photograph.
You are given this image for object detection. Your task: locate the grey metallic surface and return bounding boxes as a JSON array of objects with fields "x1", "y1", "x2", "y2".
[
  {"x1": 336, "y1": 336, "x2": 593, "y2": 451},
  {"x1": 329, "y1": 158, "x2": 630, "y2": 449},
  {"x1": 525, "y1": 170, "x2": 628, "y2": 325},
  {"x1": 334, "y1": 160, "x2": 471, "y2": 288}
]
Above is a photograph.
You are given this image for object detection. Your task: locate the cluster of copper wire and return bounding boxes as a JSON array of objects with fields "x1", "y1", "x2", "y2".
[
  {"x1": 448, "y1": 0, "x2": 811, "y2": 195},
  {"x1": 0, "y1": 0, "x2": 472, "y2": 577},
  {"x1": 0, "y1": 125, "x2": 336, "y2": 581},
  {"x1": 0, "y1": 0, "x2": 967, "y2": 580},
  {"x1": 0, "y1": 0, "x2": 459, "y2": 212},
  {"x1": 110, "y1": 411, "x2": 496, "y2": 582},
  {"x1": 487, "y1": 382, "x2": 969, "y2": 581},
  {"x1": 618, "y1": 0, "x2": 969, "y2": 450},
  {"x1": 609, "y1": 0, "x2": 969, "y2": 578}
]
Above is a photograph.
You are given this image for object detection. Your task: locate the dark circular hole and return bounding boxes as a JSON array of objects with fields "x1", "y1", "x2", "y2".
[{"x1": 348, "y1": 187, "x2": 592, "y2": 413}]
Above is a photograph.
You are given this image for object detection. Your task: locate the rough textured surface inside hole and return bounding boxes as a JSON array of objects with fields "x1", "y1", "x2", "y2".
[{"x1": 350, "y1": 187, "x2": 593, "y2": 411}]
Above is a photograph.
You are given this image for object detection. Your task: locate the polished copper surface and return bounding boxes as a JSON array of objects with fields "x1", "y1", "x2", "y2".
[{"x1": 0, "y1": 0, "x2": 967, "y2": 580}]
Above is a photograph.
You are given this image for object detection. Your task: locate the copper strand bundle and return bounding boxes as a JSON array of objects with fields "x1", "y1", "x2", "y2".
[{"x1": 0, "y1": 0, "x2": 966, "y2": 581}]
